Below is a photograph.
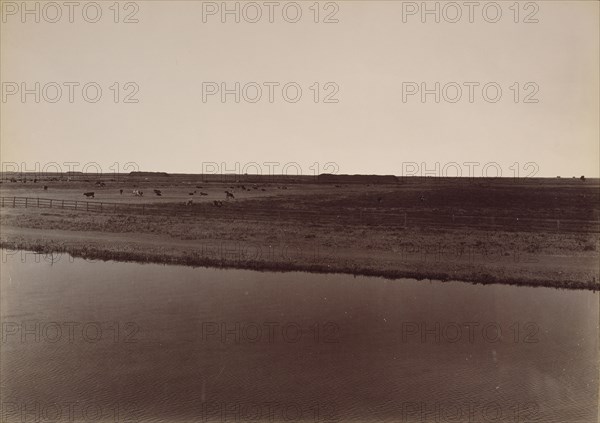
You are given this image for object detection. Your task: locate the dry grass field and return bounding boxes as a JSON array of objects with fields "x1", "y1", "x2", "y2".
[{"x1": 1, "y1": 173, "x2": 599, "y2": 290}]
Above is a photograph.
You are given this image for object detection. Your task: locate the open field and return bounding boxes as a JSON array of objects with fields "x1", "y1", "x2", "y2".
[{"x1": 1, "y1": 174, "x2": 599, "y2": 290}]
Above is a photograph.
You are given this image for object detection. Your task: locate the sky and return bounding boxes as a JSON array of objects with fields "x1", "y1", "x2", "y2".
[{"x1": 1, "y1": 0, "x2": 599, "y2": 177}]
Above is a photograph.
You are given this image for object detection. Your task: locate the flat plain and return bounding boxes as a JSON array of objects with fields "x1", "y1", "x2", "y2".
[{"x1": 1, "y1": 174, "x2": 598, "y2": 290}]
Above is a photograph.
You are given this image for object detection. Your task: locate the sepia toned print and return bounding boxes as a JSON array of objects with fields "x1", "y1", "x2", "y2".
[{"x1": 1, "y1": 1, "x2": 598, "y2": 422}]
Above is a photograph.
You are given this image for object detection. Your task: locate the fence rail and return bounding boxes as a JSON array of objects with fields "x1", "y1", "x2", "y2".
[{"x1": 1, "y1": 196, "x2": 599, "y2": 233}]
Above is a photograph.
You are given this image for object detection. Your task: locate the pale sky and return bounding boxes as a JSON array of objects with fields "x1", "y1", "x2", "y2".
[{"x1": 1, "y1": 0, "x2": 598, "y2": 177}]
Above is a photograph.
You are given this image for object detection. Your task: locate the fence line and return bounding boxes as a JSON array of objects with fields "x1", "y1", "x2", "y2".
[{"x1": 1, "y1": 196, "x2": 599, "y2": 233}]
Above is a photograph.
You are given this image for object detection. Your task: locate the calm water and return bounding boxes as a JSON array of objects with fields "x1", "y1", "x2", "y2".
[{"x1": 1, "y1": 250, "x2": 598, "y2": 423}]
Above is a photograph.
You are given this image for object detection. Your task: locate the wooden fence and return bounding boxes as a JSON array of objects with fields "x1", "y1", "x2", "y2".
[{"x1": 1, "y1": 196, "x2": 599, "y2": 233}]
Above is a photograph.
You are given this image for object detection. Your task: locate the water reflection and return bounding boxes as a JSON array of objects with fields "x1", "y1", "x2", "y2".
[{"x1": 1, "y1": 250, "x2": 598, "y2": 422}]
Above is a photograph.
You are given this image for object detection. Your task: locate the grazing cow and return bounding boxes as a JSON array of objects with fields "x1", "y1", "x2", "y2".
[
  {"x1": 186, "y1": 199, "x2": 193, "y2": 206},
  {"x1": 133, "y1": 190, "x2": 144, "y2": 197},
  {"x1": 261, "y1": 188, "x2": 266, "y2": 191},
  {"x1": 83, "y1": 192, "x2": 95, "y2": 198},
  {"x1": 225, "y1": 191, "x2": 235, "y2": 200},
  {"x1": 196, "y1": 186, "x2": 203, "y2": 189},
  {"x1": 43, "y1": 186, "x2": 48, "y2": 191},
  {"x1": 213, "y1": 200, "x2": 223, "y2": 207},
  {"x1": 189, "y1": 192, "x2": 194, "y2": 196},
  {"x1": 200, "y1": 192, "x2": 208, "y2": 196},
  {"x1": 377, "y1": 197, "x2": 382, "y2": 203},
  {"x1": 120, "y1": 189, "x2": 123, "y2": 195},
  {"x1": 154, "y1": 189, "x2": 162, "y2": 196}
]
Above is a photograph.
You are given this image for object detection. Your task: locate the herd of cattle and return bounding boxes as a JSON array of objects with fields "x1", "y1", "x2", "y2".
[{"x1": 76, "y1": 184, "x2": 284, "y2": 206}]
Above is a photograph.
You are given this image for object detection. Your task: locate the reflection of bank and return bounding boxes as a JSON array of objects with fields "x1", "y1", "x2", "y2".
[
  {"x1": 195, "y1": 241, "x2": 329, "y2": 263},
  {"x1": 395, "y1": 244, "x2": 538, "y2": 264},
  {"x1": 1, "y1": 247, "x2": 97, "y2": 265}
]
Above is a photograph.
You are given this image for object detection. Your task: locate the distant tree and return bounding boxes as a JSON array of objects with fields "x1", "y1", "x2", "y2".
[{"x1": 580, "y1": 175, "x2": 586, "y2": 181}]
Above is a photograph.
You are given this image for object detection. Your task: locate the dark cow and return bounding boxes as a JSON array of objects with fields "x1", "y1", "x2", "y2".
[
  {"x1": 213, "y1": 200, "x2": 223, "y2": 207},
  {"x1": 43, "y1": 185, "x2": 48, "y2": 191},
  {"x1": 120, "y1": 189, "x2": 123, "y2": 195},
  {"x1": 83, "y1": 192, "x2": 95, "y2": 198},
  {"x1": 200, "y1": 192, "x2": 208, "y2": 196},
  {"x1": 189, "y1": 192, "x2": 194, "y2": 196},
  {"x1": 186, "y1": 199, "x2": 193, "y2": 206},
  {"x1": 154, "y1": 189, "x2": 162, "y2": 196},
  {"x1": 225, "y1": 191, "x2": 235, "y2": 200}
]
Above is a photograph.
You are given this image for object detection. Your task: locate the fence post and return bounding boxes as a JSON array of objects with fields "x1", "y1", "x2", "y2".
[
  {"x1": 87, "y1": 202, "x2": 89, "y2": 212},
  {"x1": 50, "y1": 199, "x2": 52, "y2": 208},
  {"x1": 100, "y1": 203, "x2": 103, "y2": 212},
  {"x1": 62, "y1": 200, "x2": 64, "y2": 209},
  {"x1": 13, "y1": 197, "x2": 16, "y2": 207},
  {"x1": 404, "y1": 212, "x2": 407, "y2": 228},
  {"x1": 556, "y1": 219, "x2": 560, "y2": 231},
  {"x1": 142, "y1": 204, "x2": 145, "y2": 215},
  {"x1": 37, "y1": 198, "x2": 39, "y2": 207},
  {"x1": 25, "y1": 198, "x2": 27, "y2": 208}
]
